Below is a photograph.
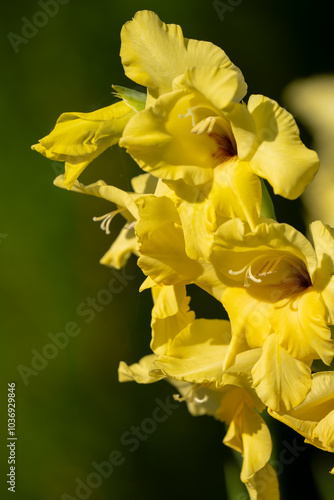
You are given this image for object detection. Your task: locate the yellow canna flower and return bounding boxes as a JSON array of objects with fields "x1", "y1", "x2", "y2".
[
  {"x1": 32, "y1": 100, "x2": 136, "y2": 189},
  {"x1": 211, "y1": 218, "x2": 334, "y2": 411}
]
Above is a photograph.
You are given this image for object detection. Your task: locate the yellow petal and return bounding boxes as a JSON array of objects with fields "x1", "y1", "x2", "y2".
[
  {"x1": 118, "y1": 354, "x2": 164, "y2": 383},
  {"x1": 120, "y1": 90, "x2": 216, "y2": 186},
  {"x1": 245, "y1": 464, "x2": 279, "y2": 500},
  {"x1": 271, "y1": 289, "x2": 334, "y2": 365},
  {"x1": 269, "y1": 371, "x2": 334, "y2": 452},
  {"x1": 251, "y1": 334, "x2": 312, "y2": 411},
  {"x1": 136, "y1": 195, "x2": 203, "y2": 284},
  {"x1": 32, "y1": 100, "x2": 135, "y2": 188},
  {"x1": 151, "y1": 285, "x2": 195, "y2": 356},
  {"x1": 153, "y1": 319, "x2": 231, "y2": 384},
  {"x1": 309, "y1": 220, "x2": 334, "y2": 323},
  {"x1": 312, "y1": 410, "x2": 334, "y2": 451},
  {"x1": 246, "y1": 94, "x2": 319, "y2": 199},
  {"x1": 99, "y1": 225, "x2": 138, "y2": 269},
  {"x1": 120, "y1": 10, "x2": 246, "y2": 100},
  {"x1": 239, "y1": 404, "x2": 272, "y2": 483},
  {"x1": 221, "y1": 287, "x2": 272, "y2": 368},
  {"x1": 177, "y1": 195, "x2": 216, "y2": 261},
  {"x1": 225, "y1": 101, "x2": 256, "y2": 159},
  {"x1": 219, "y1": 388, "x2": 272, "y2": 483},
  {"x1": 130, "y1": 172, "x2": 158, "y2": 194},
  {"x1": 209, "y1": 158, "x2": 261, "y2": 229},
  {"x1": 223, "y1": 349, "x2": 264, "y2": 412},
  {"x1": 54, "y1": 175, "x2": 139, "y2": 220},
  {"x1": 173, "y1": 65, "x2": 239, "y2": 110},
  {"x1": 169, "y1": 379, "x2": 224, "y2": 417}
]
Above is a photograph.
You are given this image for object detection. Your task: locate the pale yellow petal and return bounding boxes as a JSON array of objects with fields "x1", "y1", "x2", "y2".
[
  {"x1": 118, "y1": 354, "x2": 164, "y2": 383},
  {"x1": 239, "y1": 404, "x2": 272, "y2": 483},
  {"x1": 245, "y1": 464, "x2": 280, "y2": 500},
  {"x1": 251, "y1": 334, "x2": 312, "y2": 411},
  {"x1": 99, "y1": 225, "x2": 138, "y2": 269},
  {"x1": 177, "y1": 195, "x2": 216, "y2": 261},
  {"x1": 312, "y1": 410, "x2": 334, "y2": 451},
  {"x1": 173, "y1": 65, "x2": 239, "y2": 110},
  {"x1": 54, "y1": 175, "x2": 139, "y2": 220},
  {"x1": 153, "y1": 319, "x2": 231, "y2": 384},
  {"x1": 269, "y1": 371, "x2": 334, "y2": 452},
  {"x1": 225, "y1": 101, "x2": 256, "y2": 159},
  {"x1": 168, "y1": 379, "x2": 224, "y2": 417},
  {"x1": 135, "y1": 194, "x2": 225, "y2": 300},
  {"x1": 219, "y1": 389, "x2": 272, "y2": 483},
  {"x1": 246, "y1": 94, "x2": 319, "y2": 199},
  {"x1": 32, "y1": 101, "x2": 135, "y2": 188},
  {"x1": 130, "y1": 172, "x2": 158, "y2": 194},
  {"x1": 223, "y1": 349, "x2": 264, "y2": 412},
  {"x1": 151, "y1": 284, "x2": 188, "y2": 318},
  {"x1": 271, "y1": 289, "x2": 334, "y2": 365},
  {"x1": 120, "y1": 90, "x2": 216, "y2": 186},
  {"x1": 120, "y1": 10, "x2": 246, "y2": 99},
  {"x1": 222, "y1": 287, "x2": 272, "y2": 367},
  {"x1": 209, "y1": 158, "x2": 261, "y2": 229},
  {"x1": 136, "y1": 195, "x2": 204, "y2": 285},
  {"x1": 309, "y1": 220, "x2": 334, "y2": 323},
  {"x1": 151, "y1": 285, "x2": 195, "y2": 355}
]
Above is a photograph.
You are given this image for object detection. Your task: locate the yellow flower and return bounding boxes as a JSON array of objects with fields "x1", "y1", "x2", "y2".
[
  {"x1": 120, "y1": 11, "x2": 319, "y2": 230},
  {"x1": 211, "y1": 218, "x2": 334, "y2": 410},
  {"x1": 119, "y1": 283, "x2": 277, "y2": 499},
  {"x1": 134, "y1": 194, "x2": 226, "y2": 301},
  {"x1": 269, "y1": 371, "x2": 334, "y2": 454},
  {"x1": 120, "y1": 10, "x2": 246, "y2": 102},
  {"x1": 32, "y1": 100, "x2": 136, "y2": 189}
]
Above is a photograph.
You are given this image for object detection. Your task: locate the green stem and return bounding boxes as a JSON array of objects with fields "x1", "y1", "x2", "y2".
[{"x1": 260, "y1": 178, "x2": 277, "y2": 220}]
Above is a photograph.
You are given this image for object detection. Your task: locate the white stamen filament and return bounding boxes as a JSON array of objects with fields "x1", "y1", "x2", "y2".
[
  {"x1": 125, "y1": 221, "x2": 136, "y2": 230},
  {"x1": 229, "y1": 256, "x2": 285, "y2": 287},
  {"x1": 93, "y1": 209, "x2": 124, "y2": 234},
  {"x1": 178, "y1": 108, "x2": 196, "y2": 127},
  {"x1": 194, "y1": 394, "x2": 209, "y2": 403},
  {"x1": 173, "y1": 383, "x2": 210, "y2": 405},
  {"x1": 192, "y1": 116, "x2": 218, "y2": 135}
]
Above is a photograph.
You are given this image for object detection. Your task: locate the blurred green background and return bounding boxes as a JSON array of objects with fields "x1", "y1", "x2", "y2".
[{"x1": 1, "y1": 0, "x2": 334, "y2": 499}]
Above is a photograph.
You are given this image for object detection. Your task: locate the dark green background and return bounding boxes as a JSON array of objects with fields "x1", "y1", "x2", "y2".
[{"x1": 1, "y1": 1, "x2": 334, "y2": 499}]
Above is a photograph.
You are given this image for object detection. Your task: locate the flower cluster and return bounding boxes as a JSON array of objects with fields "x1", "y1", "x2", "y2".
[{"x1": 33, "y1": 11, "x2": 334, "y2": 499}]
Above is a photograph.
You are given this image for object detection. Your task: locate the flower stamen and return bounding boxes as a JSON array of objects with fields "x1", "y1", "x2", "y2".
[
  {"x1": 178, "y1": 108, "x2": 196, "y2": 127},
  {"x1": 93, "y1": 209, "x2": 124, "y2": 234}
]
